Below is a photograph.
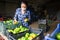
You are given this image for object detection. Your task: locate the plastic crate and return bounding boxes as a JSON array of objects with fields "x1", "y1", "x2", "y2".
[
  {"x1": 8, "y1": 32, "x2": 27, "y2": 40},
  {"x1": 45, "y1": 36, "x2": 56, "y2": 40},
  {"x1": 50, "y1": 23, "x2": 60, "y2": 38},
  {"x1": 30, "y1": 29, "x2": 44, "y2": 40},
  {"x1": 6, "y1": 26, "x2": 29, "y2": 40},
  {"x1": 0, "y1": 22, "x2": 5, "y2": 34},
  {"x1": 44, "y1": 23, "x2": 60, "y2": 40},
  {"x1": 7, "y1": 29, "x2": 44, "y2": 40},
  {"x1": 3, "y1": 21, "x2": 22, "y2": 29}
]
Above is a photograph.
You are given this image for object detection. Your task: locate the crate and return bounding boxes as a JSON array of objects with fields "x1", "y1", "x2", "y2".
[
  {"x1": 38, "y1": 19, "x2": 47, "y2": 32},
  {"x1": 50, "y1": 23, "x2": 60, "y2": 38},
  {"x1": 3, "y1": 21, "x2": 21, "y2": 29},
  {"x1": 45, "y1": 36, "x2": 56, "y2": 40},
  {"x1": 0, "y1": 22, "x2": 5, "y2": 34},
  {"x1": 8, "y1": 32, "x2": 27, "y2": 40},
  {"x1": 30, "y1": 29, "x2": 44, "y2": 40},
  {"x1": 7, "y1": 29, "x2": 44, "y2": 40},
  {"x1": 44, "y1": 23, "x2": 60, "y2": 40},
  {"x1": 6, "y1": 26, "x2": 29, "y2": 40}
]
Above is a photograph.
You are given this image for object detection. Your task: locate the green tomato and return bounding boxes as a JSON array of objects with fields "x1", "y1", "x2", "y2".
[
  {"x1": 56, "y1": 33, "x2": 60, "y2": 40},
  {"x1": 8, "y1": 30, "x2": 13, "y2": 32},
  {"x1": 6, "y1": 21, "x2": 10, "y2": 23},
  {"x1": 3, "y1": 21, "x2": 6, "y2": 24},
  {"x1": 18, "y1": 38, "x2": 21, "y2": 40},
  {"x1": 21, "y1": 37, "x2": 25, "y2": 40},
  {"x1": 25, "y1": 28, "x2": 29, "y2": 31},
  {"x1": 20, "y1": 25, "x2": 23, "y2": 28},
  {"x1": 30, "y1": 33, "x2": 37, "y2": 37},
  {"x1": 9, "y1": 20, "x2": 13, "y2": 22},
  {"x1": 25, "y1": 37, "x2": 28, "y2": 40},
  {"x1": 14, "y1": 28, "x2": 20, "y2": 32},
  {"x1": 13, "y1": 28, "x2": 20, "y2": 34},
  {"x1": 21, "y1": 28, "x2": 25, "y2": 32},
  {"x1": 25, "y1": 33, "x2": 29, "y2": 38},
  {"x1": 13, "y1": 31, "x2": 17, "y2": 34}
]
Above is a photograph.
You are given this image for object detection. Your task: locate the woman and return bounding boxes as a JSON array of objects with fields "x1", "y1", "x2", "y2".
[{"x1": 14, "y1": 1, "x2": 31, "y2": 27}]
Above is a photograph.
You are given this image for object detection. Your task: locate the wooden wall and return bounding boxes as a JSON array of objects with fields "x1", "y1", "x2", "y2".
[{"x1": 0, "y1": 0, "x2": 60, "y2": 20}]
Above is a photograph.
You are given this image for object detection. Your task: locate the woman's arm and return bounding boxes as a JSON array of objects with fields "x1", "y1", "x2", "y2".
[
  {"x1": 14, "y1": 9, "x2": 18, "y2": 21},
  {"x1": 28, "y1": 11, "x2": 31, "y2": 21},
  {"x1": 24, "y1": 11, "x2": 31, "y2": 22},
  {"x1": 13, "y1": 8, "x2": 20, "y2": 24}
]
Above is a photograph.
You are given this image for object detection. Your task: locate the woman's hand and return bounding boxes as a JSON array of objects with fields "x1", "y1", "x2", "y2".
[
  {"x1": 24, "y1": 18, "x2": 29, "y2": 22},
  {"x1": 13, "y1": 19, "x2": 18, "y2": 24}
]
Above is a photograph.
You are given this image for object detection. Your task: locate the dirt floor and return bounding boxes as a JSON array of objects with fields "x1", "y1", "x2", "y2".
[{"x1": 30, "y1": 20, "x2": 60, "y2": 36}]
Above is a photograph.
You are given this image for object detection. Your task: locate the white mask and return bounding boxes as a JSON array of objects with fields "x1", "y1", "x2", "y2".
[{"x1": 21, "y1": 8, "x2": 26, "y2": 11}]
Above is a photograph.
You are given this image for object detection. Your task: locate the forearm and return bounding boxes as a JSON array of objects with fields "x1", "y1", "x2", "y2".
[{"x1": 0, "y1": 33, "x2": 8, "y2": 40}]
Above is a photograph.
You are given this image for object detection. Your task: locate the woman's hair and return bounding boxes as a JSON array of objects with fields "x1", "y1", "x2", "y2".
[
  {"x1": 17, "y1": 0, "x2": 28, "y2": 8},
  {"x1": 21, "y1": 1, "x2": 28, "y2": 6}
]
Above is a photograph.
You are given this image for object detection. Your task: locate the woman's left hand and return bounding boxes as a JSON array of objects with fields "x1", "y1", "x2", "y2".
[{"x1": 24, "y1": 18, "x2": 29, "y2": 22}]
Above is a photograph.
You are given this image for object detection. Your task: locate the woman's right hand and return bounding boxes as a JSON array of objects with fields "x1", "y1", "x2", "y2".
[{"x1": 13, "y1": 20, "x2": 18, "y2": 24}]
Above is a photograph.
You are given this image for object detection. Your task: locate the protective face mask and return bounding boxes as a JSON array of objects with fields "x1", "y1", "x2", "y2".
[{"x1": 21, "y1": 8, "x2": 26, "y2": 11}]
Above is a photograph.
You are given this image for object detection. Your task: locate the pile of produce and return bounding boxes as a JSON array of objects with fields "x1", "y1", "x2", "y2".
[
  {"x1": 3, "y1": 20, "x2": 13, "y2": 29},
  {"x1": 3, "y1": 20, "x2": 13, "y2": 24},
  {"x1": 56, "y1": 33, "x2": 60, "y2": 40},
  {"x1": 3, "y1": 20, "x2": 40, "y2": 40},
  {"x1": 8, "y1": 25, "x2": 29, "y2": 34},
  {"x1": 18, "y1": 33, "x2": 38, "y2": 40}
]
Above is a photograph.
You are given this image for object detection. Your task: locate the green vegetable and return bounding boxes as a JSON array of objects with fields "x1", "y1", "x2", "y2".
[
  {"x1": 25, "y1": 33, "x2": 29, "y2": 37},
  {"x1": 56, "y1": 33, "x2": 60, "y2": 40},
  {"x1": 8, "y1": 25, "x2": 29, "y2": 34},
  {"x1": 18, "y1": 33, "x2": 38, "y2": 40}
]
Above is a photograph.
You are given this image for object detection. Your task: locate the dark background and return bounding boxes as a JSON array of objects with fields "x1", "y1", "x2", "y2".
[{"x1": 0, "y1": 0, "x2": 60, "y2": 20}]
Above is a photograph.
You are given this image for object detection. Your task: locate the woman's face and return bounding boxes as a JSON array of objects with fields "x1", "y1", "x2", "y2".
[{"x1": 21, "y1": 3, "x2": 27, "y2": 11}]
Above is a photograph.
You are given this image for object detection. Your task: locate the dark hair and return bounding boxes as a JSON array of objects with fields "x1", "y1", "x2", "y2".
[
  {"x1": 21, "y1": 1, "x2": 28, "y2": 6},
  {"x1": 17, "y1": 0, "x2": 28, "y2": 8}
]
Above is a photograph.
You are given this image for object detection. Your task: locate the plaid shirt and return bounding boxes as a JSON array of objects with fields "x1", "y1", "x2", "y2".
[{"x1": 14, "y1": 8, "x2": 30, "y2": 27}]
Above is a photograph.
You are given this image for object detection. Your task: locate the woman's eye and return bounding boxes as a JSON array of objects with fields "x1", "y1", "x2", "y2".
[{"x1": 21, "y1": 6, "x2": 26, "y2": 8}]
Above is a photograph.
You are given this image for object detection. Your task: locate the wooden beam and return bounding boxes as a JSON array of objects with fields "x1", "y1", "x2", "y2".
[{"x1": 0, "y1": 0, "x2": 18, "y2": 3}]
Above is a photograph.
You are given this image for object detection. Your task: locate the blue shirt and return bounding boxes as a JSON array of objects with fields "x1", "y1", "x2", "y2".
[{"x1": 14, "y1": 8, "x2": 31, "y2": 27}]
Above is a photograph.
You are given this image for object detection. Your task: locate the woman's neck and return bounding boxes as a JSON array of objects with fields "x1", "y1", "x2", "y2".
[{"x1": 21, "y1": 10, "x2": 26, "y2": 14}]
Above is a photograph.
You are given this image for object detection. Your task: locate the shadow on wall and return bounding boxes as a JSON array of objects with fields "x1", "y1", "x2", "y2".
[{"x1": 57, "y1": 11, "x2": 60, "y2": 20}]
